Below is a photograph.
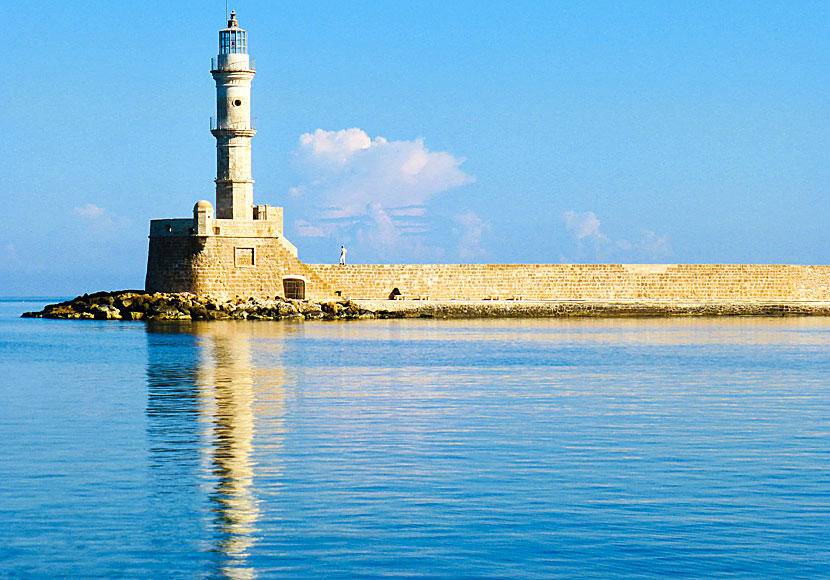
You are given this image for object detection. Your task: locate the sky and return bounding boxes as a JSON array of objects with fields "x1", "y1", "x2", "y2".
[{"x1": 1, "y1": 0, "x2": 828, "y2": 296}]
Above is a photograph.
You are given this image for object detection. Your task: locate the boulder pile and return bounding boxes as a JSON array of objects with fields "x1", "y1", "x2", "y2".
[{"x1": 21, "y1": 291, "x2": 377, "y2": 321}]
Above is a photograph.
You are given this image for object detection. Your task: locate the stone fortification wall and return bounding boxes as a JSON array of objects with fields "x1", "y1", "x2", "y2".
[
  {"x1": 306, "y1": 264, "x2": 830, "y2": 302},
  {"x1": 146, "y1": 233, "x2": 331, "y2": 299},
  {"x1": 146, "y1": 226, "x2": 830, "y2": 303},
  {"x1": 145, "y1": 235, "x2": 200, "y2": 294}
]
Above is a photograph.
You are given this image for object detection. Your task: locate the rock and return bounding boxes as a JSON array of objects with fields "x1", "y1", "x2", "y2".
[
  {"x1": 46, "y1": 305, "x2": 79, "y2": 318},
  {"x1": 321, "y1": 302, "x2": 343, "y2": 316},
  {"x1": 190, "y1": 305, "x2": 209, "y2": 320},
  {"x1": 91, "y1": 304, "x2": 122, "y2": 320},
  {"x1": 20, "y1": 291, "x2": 387, "y2": 323},
  {"x1": 277, "y1": 302, "x2": 299, "y2": 316},
  {"x1": 150, "y1": 304, "x2": 187, "y2": 319},
  {"x1": 297, "y1": 301, "x2": 323, "y2": 315}
]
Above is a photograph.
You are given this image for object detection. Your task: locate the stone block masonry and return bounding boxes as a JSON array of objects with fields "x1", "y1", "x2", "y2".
[
  {"x1": 147, "y1": 233, "x2": 830, "y2": 304},
  {"x1": 306, "y1": 263, "x2": 830, "y2": 302},
  {"x1": 146, "y1": 230, "x2": 334, "y2": 299}
]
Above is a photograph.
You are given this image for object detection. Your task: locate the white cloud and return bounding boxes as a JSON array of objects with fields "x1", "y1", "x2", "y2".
[
  {"x1": 71, "y1": 203, "x2": 129, "y2": 234},
  {"x1": 387, "y1": 206, "x2": 426, "y2": 217},
  {"x1": 294, "y1": 220, "x2": 328, "y2": 238},
  {"x1": 454, "y1": 211, "x2": 489, "y2": 260},
  {"x1": 363, "y1": 203, "x2": 400, "y2": 247},
  {"x1": 349, "y1": 203, "x2": 446, "y2": 263},
  {"x1": 289, "y1": 128, "x2": 475, "y2": 260},
  {"x1": 637, "y1": 230, "x2": 673, "y2": 258},
  {"x1": 563, "y1": 210, "x2": 609, "y2": 242},
  {"x1": 293, "y1": 129, "x2": 474, "y2": 218},
  {"x1": 562, "y1": 210, "x2": 672, "y2": 262},
  {"x1": 298, "y1": 128, "x2": 373, "y2": 164},
  {"x1": 73, "y1": 203, "x2": 109, "y2": 219}
]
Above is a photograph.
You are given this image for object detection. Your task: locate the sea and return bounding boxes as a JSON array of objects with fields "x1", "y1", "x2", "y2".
[{"x1": 1, "y1": 298, "x2": 829, "y2": 579}]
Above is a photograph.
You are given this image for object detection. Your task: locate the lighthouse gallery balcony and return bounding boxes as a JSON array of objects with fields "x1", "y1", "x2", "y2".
[
  {"x1": 211, "y1": 117, "x2": 257, "y2": 132},
  {"x1": 211, "y1": 56, "x2": 255, "y2": 72}
]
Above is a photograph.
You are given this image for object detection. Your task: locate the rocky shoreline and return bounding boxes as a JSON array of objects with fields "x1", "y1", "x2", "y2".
[
  {"x1": 20, "y1": 291, "x2": 830, "y2": 321},
  {"x1": 21, "y1": 291, "x2": 377, "y2": 321}
]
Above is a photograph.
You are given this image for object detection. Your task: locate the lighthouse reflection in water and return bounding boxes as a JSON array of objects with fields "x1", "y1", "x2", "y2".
[{"x1": 146, "y1": 321, "x2": 288, "y2": 580}]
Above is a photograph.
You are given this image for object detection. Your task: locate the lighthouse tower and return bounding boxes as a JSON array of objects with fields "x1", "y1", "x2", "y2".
[
  {"x1": 146, "y1": 12, "x2": 311, "y2": 300},
  {"x1": 211, "y1": 11, "x2": 256, "y2": 220}
]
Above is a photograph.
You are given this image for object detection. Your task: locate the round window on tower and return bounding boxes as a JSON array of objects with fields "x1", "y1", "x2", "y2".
[{"x1": 233, "y1": 99, "x2": 242, "y2": 107}]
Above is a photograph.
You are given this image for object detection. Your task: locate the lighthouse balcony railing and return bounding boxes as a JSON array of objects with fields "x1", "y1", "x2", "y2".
[
  {"x1": 211, "y1": 57, "x2": 255, "y2": 71},
  {"x1": 211, "y1": 117, "x2": 257, "y2": 131}
]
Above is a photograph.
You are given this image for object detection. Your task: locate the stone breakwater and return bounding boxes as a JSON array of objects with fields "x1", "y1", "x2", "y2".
[
  {"x1": 354, "y1": 299, "x2": 830, "y2": 318},
  {"x1": 21, "y1": 291, "x2": 375, "y2": 321},
  {"x1": 20, "y1": 291, "x2": 830, "y2": 321}
]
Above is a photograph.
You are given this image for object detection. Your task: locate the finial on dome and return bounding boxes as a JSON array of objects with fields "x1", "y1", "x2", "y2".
[{"x1": 228, "y1": 10, "x2": 238, "y2": 28}]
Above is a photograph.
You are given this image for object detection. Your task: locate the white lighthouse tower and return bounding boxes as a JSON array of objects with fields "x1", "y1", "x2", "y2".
[{"x1": 211, "y1": 11, "x2": 256, "y2": 220}]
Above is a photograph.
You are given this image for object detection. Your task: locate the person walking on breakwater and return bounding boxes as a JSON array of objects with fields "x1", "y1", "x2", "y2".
[{"x1": 340, "y1": 245, "x2": 347, "y2": 265}]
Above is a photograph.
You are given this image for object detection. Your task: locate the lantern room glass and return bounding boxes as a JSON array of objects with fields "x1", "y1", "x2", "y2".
[{"x1": 219, "y1": 30, "x2": 247, "y2": 54}]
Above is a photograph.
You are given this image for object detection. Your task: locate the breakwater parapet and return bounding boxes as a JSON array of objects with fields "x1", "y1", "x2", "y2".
[{"x1": 21, "y1": 291, "x2": 830, "y2": 320}]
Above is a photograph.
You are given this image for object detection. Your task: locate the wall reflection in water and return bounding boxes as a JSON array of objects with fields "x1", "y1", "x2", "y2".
[{"x1": 146, "y1": 321, "x2": 291, "y2": 580}]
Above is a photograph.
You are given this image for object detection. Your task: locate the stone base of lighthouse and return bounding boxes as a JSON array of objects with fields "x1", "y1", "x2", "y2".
[{"x1": 145, "y1": 202, "x2": 336, "y2": 301}]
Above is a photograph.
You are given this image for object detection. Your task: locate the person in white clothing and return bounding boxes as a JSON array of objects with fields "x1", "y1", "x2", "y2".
[{"x1": 339, "y1": 245, "x2": 347, "y2": 265}]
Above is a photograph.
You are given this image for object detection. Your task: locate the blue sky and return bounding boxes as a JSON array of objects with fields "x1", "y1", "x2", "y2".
[{"x1": 1, "y1": 0, "x2": 827, "y2": 296}]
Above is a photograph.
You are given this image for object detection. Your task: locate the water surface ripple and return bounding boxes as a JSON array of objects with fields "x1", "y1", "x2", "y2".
[{"x1": 1, "y1": 301, "x2": 829, "y2": 578}]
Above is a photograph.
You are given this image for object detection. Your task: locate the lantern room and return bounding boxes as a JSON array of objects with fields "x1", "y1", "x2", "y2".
[{"x1": 219, "y1": 11, "x2": 247, "y2": 55}]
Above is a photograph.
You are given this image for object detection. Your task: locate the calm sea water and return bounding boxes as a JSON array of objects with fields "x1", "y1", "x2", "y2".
[{"x1": 1, "y1": 299, "x2": 829, "y2": 579}]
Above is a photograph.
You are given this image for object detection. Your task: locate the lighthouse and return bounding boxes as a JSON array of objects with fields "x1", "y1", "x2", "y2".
[
  {"x1": 146, "y1": 12, "x2": 306, "y2": 299},
  {"x1": 211, "y1": 11, "x2": 256, "y2": 220}
]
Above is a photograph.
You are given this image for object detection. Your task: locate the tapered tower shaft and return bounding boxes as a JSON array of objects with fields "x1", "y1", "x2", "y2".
[{"x1": 211, "y1": 11, "x2": 256, "y2": 220}]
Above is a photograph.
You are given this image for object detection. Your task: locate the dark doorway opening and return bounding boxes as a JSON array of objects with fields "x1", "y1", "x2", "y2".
[{"x1": 283, "y1": 278, "x2": 306, "y2": 300}]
